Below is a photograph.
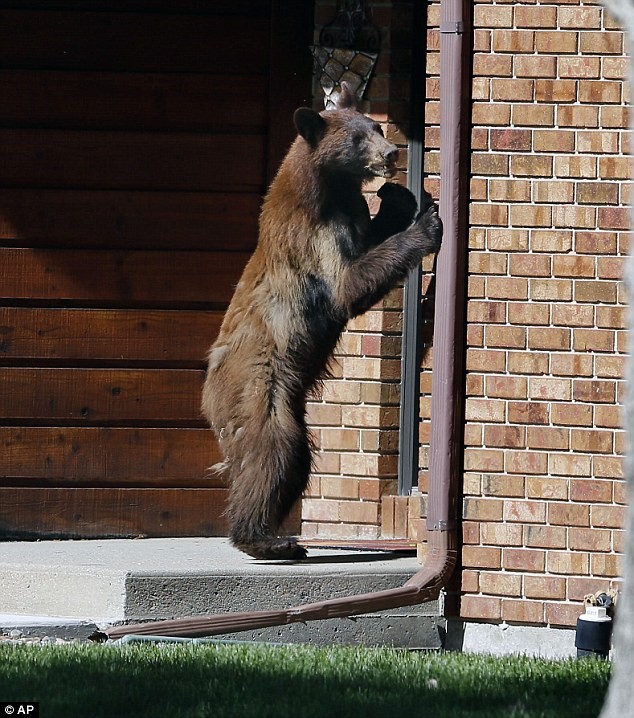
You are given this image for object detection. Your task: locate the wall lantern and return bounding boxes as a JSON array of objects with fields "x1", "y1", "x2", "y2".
[{"x1": 312, "y1": 0, "x2": 381, "y2": 109}]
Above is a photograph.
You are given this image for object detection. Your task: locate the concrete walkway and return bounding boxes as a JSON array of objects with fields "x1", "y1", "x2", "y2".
[{"x1": 0, "y1": 538, "x2": 443, "y2": 646}]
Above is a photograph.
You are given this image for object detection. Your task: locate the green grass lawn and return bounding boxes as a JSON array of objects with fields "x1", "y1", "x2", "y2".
[{"x1": 0, "y1": 642, "x2": 610, "y2": 718}]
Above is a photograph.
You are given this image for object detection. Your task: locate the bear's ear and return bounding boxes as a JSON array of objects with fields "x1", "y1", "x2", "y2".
[
  {"x1": 293, "y1": 108, "x2": 327, "y2": 147},
  {"x1": 334, "y1": 81, "x2": 358, "y2": 110}
]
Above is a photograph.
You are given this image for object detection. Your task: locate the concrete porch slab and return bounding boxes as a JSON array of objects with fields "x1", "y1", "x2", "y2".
[{"x1": 0, "y1": 538, "x2": 443, "y2": 647}]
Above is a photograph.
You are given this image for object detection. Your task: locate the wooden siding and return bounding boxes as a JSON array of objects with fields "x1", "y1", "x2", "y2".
[{"x1": 0, "y1": 0, "x2": 314, "y2": 538}]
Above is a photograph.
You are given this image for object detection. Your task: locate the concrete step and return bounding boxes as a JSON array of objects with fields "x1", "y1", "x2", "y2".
[{"x1": 0, "y1": 538, "x2": 443, "y2": 647}]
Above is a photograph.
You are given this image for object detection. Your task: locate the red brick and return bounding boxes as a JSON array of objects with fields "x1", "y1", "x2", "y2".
[
  {"x1": 579, "y1": 80, "x2": 623, "y2": 105},
  {"x1": 480, "y1": 572, "x2": 522, "y2": 597},
  {"x1": 546, "y1": 603, "x2": 583, "y2": 628},
  {"x1": 464, "y1": 448, "x2": 505, "y2": 473},
  {"x1": 508, "y1": 401, "x2": 549, "y2": 425},
  {"x1": 599, "y1": 157, "x2": 632, "y2": 181},
  {"x1": 568, "y1": 578, "x2": 613, "y2": 602},
  {"x1": 553, "y1": 206, "x2": 597, "y2": 229},
  {"x1": 463, "y1": 546, "x2": 502, "y2": 570},
  {"x1": 535, "y1": 79, "x2": 576, "y2": 103},
  {"x1": 534, "y1": 130, "x2": 575, "y2": 153},
  {"x1": 468, "y1": 300, "x2": 506, "y2": 324},
  {"x1": 530, "y1": 279, "x2": 572, "y2": 302},
  {"x1": 591, "y1": 505, "x2": 626, "y2": 529},
  {"x1": 507, "y1": 352, "x2": 549, "y2": 376},
  {"x1": 488, "y1": 228, "x2": 529, "y2": 251},
  {"x1": 465, "y1": 398, "x2": 506, "y2": 423},
  {"x1": 463, "y1": 498, "x2": 504, "y2": 522},
  {"x1": 558, "y1": 105, "x2": 600, "y2": 129},
  {"x1": 472, "y1": 102, "x2": 511, "y2": 126},
  {"x1": 526, "y1": 477, "x2": 569, "y2": 501},
  {"x1": 574, "y1": 329, "x2": 615, "y2": 354},
  {"x1": 473, "y1": 54, "x2": 513, "y2": 78},
  {"x1": 470, "y1": 203, "x2": 508, "y2": 226},
  {"x1": 549, "y1": 502, "x2": 590, "y2": 527},
  {"x1": 559, "y1": 6, "x2": 602, "y2": 29},
  {"x1": 525, "y1": 525, "x2": 567, "y2": 550},
  {"x1": 515, "y1": 6, "x2": 557, "y2": 28},
  {"x1": 595, "y1": 405, "x2": 623, "y2": 429},
  {"x1": 535, "y1": 31, "x2": 577, "y2": 54},
  {"x1": 527, "y1": 427, "x2": 569, "y2": 451},
  {"x1": 474, "y1": 5, "x2": 513, "y2": 28},
  {"x1": 559, "y1": 57, "x2": 601, "y2": 79},
  {"x1": 534, "y1": 180, "x2": 574, "y2": 204},
  {"x1": 503, "y1": 499, "x2": 547, "y2": 522},
  {"x1": 503, "y1": 549, "x2": 545, "y2": 573},
  {"x1": 491, "y1": 79, "x2": 534, "y2": 102},
  {"x1": 511, "y1": 155, "x2": 553, "y2": 177},
  {"x1": 598, "y1": 207, "x2": 630, "y2": 231},
  {"x1": 502, "y1": 599, "x2": 544, "y2": 625},
  {"x1": 594, "y1": 456, "x2": 623, "y2": 481},
  {"x1": 461, "y1": 570, "x2": 480, "y2": 593},
  {"x1": 491, "y1": 129, "x2": 532, "y2": 151},
  {"x1": 481, "y1": 522, "x2": 524, "y2": 547},
  {"x1": 509, "y1": 205, "x2": 553, "y2": 228},
  {"x1": 527, "y1": 328, "x2": 571, "y2": 351},
  {"x1": 525, "y1": 576, "x2": 566, "y2": 600},
  {"x1": 508, "y1": 303, "x2": 550, "y2": 326},
  {"x1": 551, "y1": 403, "x2": 593, "y2": 427},
  {"x1": 493, "y1": 29, "x2": 534, "y2": 53},
  {"x1": 516, "y1": 55, "x2": 557, "y2": 79},
  {"x1": 471, "y1": 154, "x2": 509, "y2": 175},
  {"x1": 552, "y1": 303, "x2": 594, "y2": 327},
  {"x1": 551, "y1": 354, "x2": 593, "y2": 378},
  {"x1": 530, "y1": 378, "x2": 571, "y2": 401},
  {"x1": 555, "y1": 156, "x2": 597, "y2": 179},
  {"x1": 514, "y1": 104, "x2": 555, "y2": 128},
  {"x1": 487, "y1": 276, "x2": 529, "y2": 300},
  {"x1": 570, "y1": 478, "x2": 613, "y2": 503},
  {"x1": 550, "y1": 453, "x2": 592, "y2": 478},
  {"x1": 486, "y1": 375, "x2": 527, "y2": 398},
  {"x1": 592, "y1": 554, "x2": 622, "y2": 578},
  {"x1": 509, "y1": 254, "x2": 551, "y2": 277},
  {"x1": 486, "y1": 325, "x2": 526, "y2": 349},
  {"x1": 489, "y1": 179, "x2": 531, "y2": 202},
  {"x1": 578, "y1": 131, "x2": 620, "y2": 154},
  {"x1": 466, "y1": 349, "x2": 507, "y2": 373},
  {"x1": 569, "y1": 528, "x2": 612, "y2": 552},
  {"x1": 547, "y1": 551, "x2": 589, "y2": 576},
  {"x1": 482, "y1": 474, "x2": 525, "y2": 497},
  {"x1": 552, "y1": 255, "x2": 595, "y2": 278},
  {"x1": 574, "y1": 380, "x2": 616, "y2": 404},
  {"x1": 579, "y1": 32, "x2": 623, "y2": 55},
  {"x1": 460, "y1": 595, "x2": 502, "y2": 621},
  {"x1": 578, "y1": 182, "x2": 619, "y2": 205},
  {"x1": 531, "y1": 230, "x2": 573, "y2": 253}
]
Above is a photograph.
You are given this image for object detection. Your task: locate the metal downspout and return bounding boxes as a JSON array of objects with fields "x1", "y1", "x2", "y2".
[{"x1": 100, "y1": 0, "x2": 471, "y2": 643}]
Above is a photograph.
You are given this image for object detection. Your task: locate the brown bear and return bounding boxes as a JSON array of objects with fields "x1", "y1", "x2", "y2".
[{"x1": 201, "y1": 83, "x2": 442, "y2": 560}]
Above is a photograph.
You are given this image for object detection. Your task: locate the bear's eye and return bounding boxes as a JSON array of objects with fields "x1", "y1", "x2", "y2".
[
  {"x1": 373, "y1": 123, "x2": 384, "y2": 137},
  {"x1": 352, "y1": 132, "x2": 364, "y2": 145}
]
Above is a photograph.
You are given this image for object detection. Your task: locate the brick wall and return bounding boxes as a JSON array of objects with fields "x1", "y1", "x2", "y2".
[
  {"x1": 303, "y1": 1, "x2": 418, "y2": 540},
  {"x1": 305, "y1": 0, "x2": 629, "y2": 630},
  {"x1": 429, "y1": 0, "x2": 628, "y2": 627}
]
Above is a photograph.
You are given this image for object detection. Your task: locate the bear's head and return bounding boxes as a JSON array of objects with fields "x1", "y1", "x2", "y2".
[{"x1": 293, "y1": 83, "x2": 399, "y2": 181}]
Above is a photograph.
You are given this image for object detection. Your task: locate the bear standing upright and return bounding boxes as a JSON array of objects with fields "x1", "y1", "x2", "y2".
[{"x1": 202, "y1": 83, "x2": 442, "y2": 560}]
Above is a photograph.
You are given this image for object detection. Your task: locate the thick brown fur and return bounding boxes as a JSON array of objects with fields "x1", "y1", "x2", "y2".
[{"x1": 201, "y1": 84, "x2": 442, "y2": 560}]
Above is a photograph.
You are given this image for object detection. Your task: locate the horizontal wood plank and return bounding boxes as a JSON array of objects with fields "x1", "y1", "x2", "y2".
[
  {"x1": 0, "y1": 70, "x2": 268, "y2": 133},
  {"x1": 0, "y1": 9, "x2": 269, "y2": 73},
  {"x1": 0, "y1": 427, "x2": 221, "y2": 486},
  {"x1": 0, "y1": 308, "x2": 221, "y2": 365},
  {"x1": 0, "y1": 190, "x2": 260, "y2": 250},
  {"x1": 0, "y1": 248, "x2": 248, "y2": 305},
  {"x1": 0, "y1": 129, "x2": 266, "y2": 192},
  {"x1": 0, "y1": 368, "x2": 206, "y2": 424},
  {"x1": 0, "y1": 487, "x2": 229, "y2": 538}
]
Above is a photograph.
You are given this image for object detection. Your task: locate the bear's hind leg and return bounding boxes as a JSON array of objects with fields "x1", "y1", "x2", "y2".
[{"x1": 228, "y1": 406, "x2": 311, "y2": 560}]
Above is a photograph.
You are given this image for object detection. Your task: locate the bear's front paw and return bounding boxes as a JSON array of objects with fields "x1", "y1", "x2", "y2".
[
  {"x1": 415, "y1": 202, "x2": 443, "y2": 255},
  {"x1": 377, "y1": 182, "x2": 418, "y2": 223}
]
